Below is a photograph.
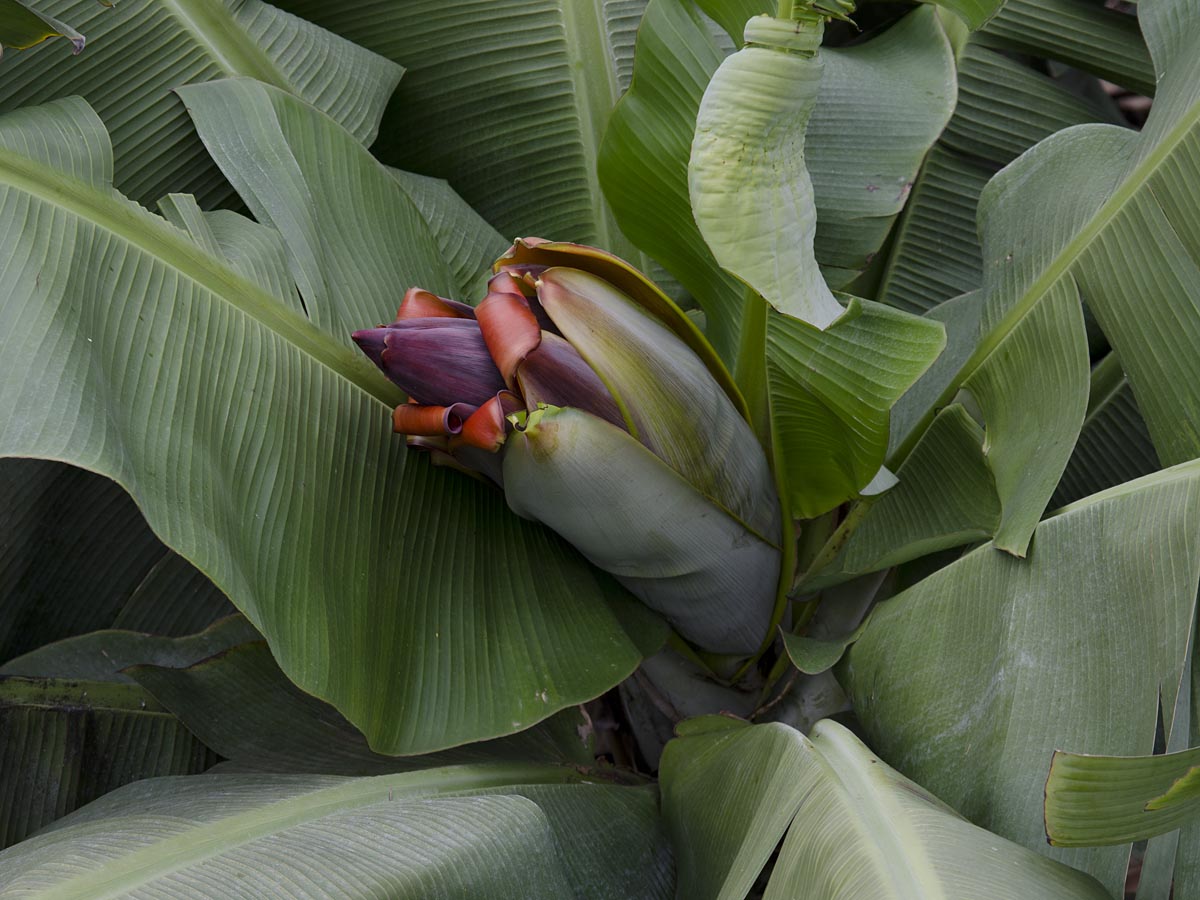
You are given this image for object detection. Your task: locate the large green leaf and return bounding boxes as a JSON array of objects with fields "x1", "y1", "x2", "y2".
[
  {"x1": 273, "y1": 0, "x2": 649, "y2": 262},
  {"x1": 1019, "y1": 0, "x2": 1200, "y2": 470},
  {"x1": 841, "y1": 459, "x2": 1200, "y2": 895},
  {"x1": 387, "y1": 168, "x2": 508, "y2": 299},
  {"x1": 894, "y1": 0, "x2": 1200, "y2": 547},
  {"x1": 0, "y1": 94, "x2": 646, "y2": 754},
  {"x1": 0, "y1": 0, "x2": 400, "y2": 207},
  {"x1": 0, "y1": 0, "x2": 84, "y2": 55},
  {"x1": 0, "y1": 677, "x2": 215, "y2": 848},
  {"x1": 659, "y1": 716, "x2": 1110, "y2": 899},
  {"x1": 891, "y1": 103, "x2": 1118, "y2": 556},
  {"x1": 601, "y1": 0, "x2": 955, "y2": 356},
  {"x1": 0, "y1": 767, "x2": 673, "y2": 898},
  {"x1": 878, "y1": 41, "x2": 1127, "y2": 314},
  {"x1": 806, "y1": 8, "x2": 956, "y2": 287},
  {"x1": 765, "y1": 301, "x2": 946, "y2": 519}
]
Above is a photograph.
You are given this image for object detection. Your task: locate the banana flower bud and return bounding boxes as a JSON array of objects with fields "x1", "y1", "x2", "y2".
[{"x1": 352, "y1": 239, "x2": 781, "y2": 654}]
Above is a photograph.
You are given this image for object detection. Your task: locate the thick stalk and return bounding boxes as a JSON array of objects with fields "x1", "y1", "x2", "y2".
[{"x1": 734, "y1": 285, "x2": 771, "y2": 447}]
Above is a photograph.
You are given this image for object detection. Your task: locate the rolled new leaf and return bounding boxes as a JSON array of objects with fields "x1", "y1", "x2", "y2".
[{"x1": 689, "y1": 12, "x2": 843, "y2": 329}]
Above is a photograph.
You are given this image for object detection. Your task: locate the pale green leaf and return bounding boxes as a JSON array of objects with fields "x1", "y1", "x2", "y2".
[
  {"x1": 660, "y1": 717, "x2": 808, "y2": 900},
  {"x1": 964, "y1": 278, "x2": 1089, "y2": 554},
  {"x1": 387, "y1": 168, "x2": 508, "y2": 299},
  {"x1": 1045, "y1": 746, "x2": 1200, "y2": 847},
  {"x1": 1041, "y1": 0, "x2": 1200, "y2": 469},
  {"x1": 807, "y1": 7, "x2": 956, "y2": 284},
  {"x1": 660, "y1": 717, "x2": 1110, "y2": 900},
  {"x1": 0, "y1": 96, "x2": 645, "y2": 754},
  {"x1": 765, "y1": 300, "x2": 946, "y2": 519},
  {"x1": 842, "y1": 459, "x2": 1200, "y2": 895},
  {"x1": 914, "y1": 0, "x2": 1200, "y2": 550},
  {"x1": 0, "y1": 768, "x2": 673, "y2": 898},
  {"x1": 0, "y1": 0, "x2": 401, "y2": 207}
]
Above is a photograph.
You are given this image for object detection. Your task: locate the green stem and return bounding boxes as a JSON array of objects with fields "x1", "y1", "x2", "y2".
[
  {"x1": 795, "y1": 510, "x2": 837, "y2": 575},
  {"x1": 776, "y1": 0, "x2": 793, "y2": 16},
  {"x1": 734, "y1": 286, "x2": 771, "y2": 448},
  {"x1": 792, "y1": 499, "x2": 874, "y2": 593}
]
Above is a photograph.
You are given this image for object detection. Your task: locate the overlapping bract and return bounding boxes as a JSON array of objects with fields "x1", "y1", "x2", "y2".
[{"x1": 352, "y1": 240, "x2": 782, "y2": 653}]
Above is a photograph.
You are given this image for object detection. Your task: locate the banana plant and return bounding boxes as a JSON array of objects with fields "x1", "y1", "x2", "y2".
[{"x1": 1, "y1": 0, "x2": 1199, "y2": 896}]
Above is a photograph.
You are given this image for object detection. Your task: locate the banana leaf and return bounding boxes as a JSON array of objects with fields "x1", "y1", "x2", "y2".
[
  {"x1": 660, "y1": 716, "x2": 1110, "y2": 899},
  {"x1": 0, "y1": 93, "x2": 650, "y2": 755},
  {"x1": 842, "y1": 458, "x2": 1200, "y2": 895},
  {"x1": 0, "y1": 766, "x2": 673, "y2": 898},
  {"x1": 0, "y1": 0, "x2": 400, "y2": 206}
]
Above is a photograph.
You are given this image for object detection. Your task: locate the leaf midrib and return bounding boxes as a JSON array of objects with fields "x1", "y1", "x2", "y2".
[
  {"x1": 0, "y1": 146, "x2": 400, "y2": 407},
  {"x1": 893, "y1": 84, "x2": 1200, "y2": 468},
  {"x1": 814, "y1": 734, "x2": 945, "y2": 900},
  {"x1": 35, "y1": 765, "x2": 587, "y2": 899},
  {"x1": 560, "y1": 0, "x2": 621, "y2": 249},
  {"x1": 161, "y1": 0, "x2": 290, "y2": 89}
]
